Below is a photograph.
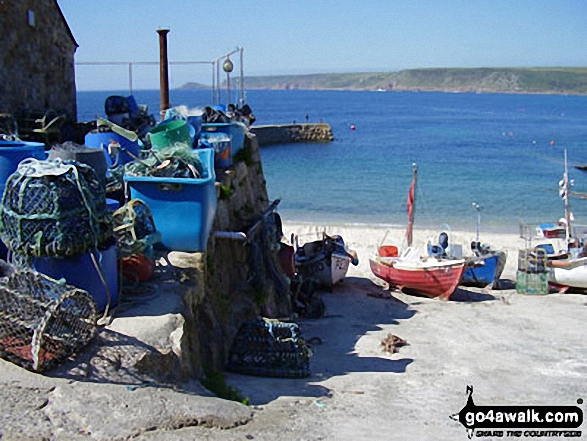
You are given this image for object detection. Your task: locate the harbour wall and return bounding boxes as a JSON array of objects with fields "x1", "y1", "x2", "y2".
[{"x1": 250, "y1": 123, "x2": 334, "y2": 146}]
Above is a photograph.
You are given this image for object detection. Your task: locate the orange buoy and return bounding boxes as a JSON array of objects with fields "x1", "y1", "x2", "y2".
[
  {"x1": 550, "y1": 140, "x2": 556, "y2": 146},
  {"x1": 350, "y1": 125, "x2": 356, "y2": 130},
  {"x1": 121, "y1": 254, "x2": 155, "y2": 282}
]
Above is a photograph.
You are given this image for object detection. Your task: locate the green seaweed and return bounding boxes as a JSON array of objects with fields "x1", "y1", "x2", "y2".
[{"x1": 201, "y1": 365, "x2": 250, "y2": 405}]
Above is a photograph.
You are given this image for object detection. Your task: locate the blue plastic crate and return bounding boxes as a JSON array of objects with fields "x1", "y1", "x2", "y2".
[
  {"x1": 85, "y1": 131, "x2": 140, "y2": 166},
  {"x1": 201, "y1": 121, "x2": 247, "y2": 157},
  {"x1": 123, "y1": 148, "x2": 217, "y2": 252}
]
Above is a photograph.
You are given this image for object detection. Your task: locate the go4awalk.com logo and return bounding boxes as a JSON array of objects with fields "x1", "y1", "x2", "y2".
[{"x1": 450, "y1": 386, "x2": 583, "y2": 439}]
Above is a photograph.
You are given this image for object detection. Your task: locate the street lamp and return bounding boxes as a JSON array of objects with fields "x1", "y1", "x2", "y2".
[{"x1": 223, "y1": 56, "x2": 234, "y2": 108}]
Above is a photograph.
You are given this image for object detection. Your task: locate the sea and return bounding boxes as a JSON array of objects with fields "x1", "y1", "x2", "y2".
[{"x1": 77, "y1": 89, "x2": 587, "y2": 234}]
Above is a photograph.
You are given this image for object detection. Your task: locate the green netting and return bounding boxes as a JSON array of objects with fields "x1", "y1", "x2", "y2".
[
  {"x1": 227, "y1": 318, "x2": 310, "y2": 378},
  {"x1": 113, "y1": 199, "x2": 161, "y2": 257},
  {"x1": 124, "y1": 144, "x2": 203, "y2": 179},
  {"x1": 0, "y1": 158, "x2": 113, "y2": 258}
]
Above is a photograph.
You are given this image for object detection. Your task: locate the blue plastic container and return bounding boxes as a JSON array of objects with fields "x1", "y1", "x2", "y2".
[
  {"x1": 187, "y1": 115, "x2": 202, "y2": 140},
  {"x1": 0, "y1": 140, "x2": 46, "y2": 194},
  {"x1": 124, "y1": 148, "x2": 217, "y2": 252},
  {"x1": 106, "y1": 198, "x2": 121, "y2": 212},
  {"x1": 201, "y1": 122, "x2": 247, "y2": 157},
  {"x1": 85, "y1": 131, "x2": 140, "y2": 166},
  {"x1": 199, "y1": 133, "x2": 232, "y2": 170},
  {"x1": 33, "y1": 245, "x2": 119, "y2": 313}
]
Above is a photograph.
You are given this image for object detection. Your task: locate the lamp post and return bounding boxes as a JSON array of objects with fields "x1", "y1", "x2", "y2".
[
  {"x1": 472, "y1": 202, "x2": 481, "y2": 242},
  {"x1": 223, "y1": 56, "x2": 233, "y2": 108}
]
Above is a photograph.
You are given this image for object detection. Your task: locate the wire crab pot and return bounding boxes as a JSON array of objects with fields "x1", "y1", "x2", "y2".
[
  {"x1": 0, "y1": 267, "x2": 97, "y2": 372},
  {"x1": 113, "y1": 199, "x2": 161, "y2": 257},
  {"x1": 0, "y1": 158, "x2": 112, "y2": 259}
]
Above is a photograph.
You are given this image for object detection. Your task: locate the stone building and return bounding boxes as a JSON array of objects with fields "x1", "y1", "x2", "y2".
[{"x1": 0, "y1": 0, "x2": 78, "y2": 119}]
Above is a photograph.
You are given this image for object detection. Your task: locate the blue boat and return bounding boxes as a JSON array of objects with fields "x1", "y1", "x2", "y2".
[
  {"x1": 461, "y1": 248, "x2": 506, "y2": 289},
  {"x1": 427, "y1": 230, "x2": 506, "y2": 289}
]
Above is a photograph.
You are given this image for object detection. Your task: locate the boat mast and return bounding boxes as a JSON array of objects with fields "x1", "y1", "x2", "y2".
[
  {"x1": 563, "y1": 149, "x2": 572, "y2": 241},
  {"x1": 406, "y1": 163, "x2": 418, "y2": 247}
]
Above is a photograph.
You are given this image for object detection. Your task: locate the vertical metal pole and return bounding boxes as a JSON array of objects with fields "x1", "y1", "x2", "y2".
[
  {"x1": 239, "y1": 47, "x2": 245, "y2": 105},
  {"x1": 216, "y1": 60, "x2": 221, "y2": 105},
  {"x1": 128, "y1": 63, "x2": 133, "y2": 95},
  {"x1": 211, "y1": 61, "x2": 216, "y2": 105},
  {"x1": 226, "y1": 69, "x2": 230, "y2": 108},
  {"x1": 157, "y1": 28, "x2": 171, "y2": 120}
]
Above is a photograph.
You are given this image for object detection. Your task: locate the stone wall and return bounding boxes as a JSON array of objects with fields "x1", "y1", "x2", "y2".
[
  {"x1": 0, "y1": 0, "x2": 77, "y2": 118},
  {"x1": 192, "y1": 132, "x2": 292, "y2": 371},
  {"x1": 251, "y1": 123, "x2": 334, "y2": 146}
]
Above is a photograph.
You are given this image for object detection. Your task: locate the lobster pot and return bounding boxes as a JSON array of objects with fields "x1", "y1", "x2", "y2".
[
  {"x1": 227, "y1": 318, "x2": 310, "y2": 378},
  {"x1": 113, "y1": 199, "x2": 161, "y2": 257},
  {"x1": 516, "y1": 249, "x2": 548, "y2": 295},
  {"x1": 0, "y1": 268, "x2": 97, "y2": 372},
  {"x1": 0, "y1": 158, "x2": 112, "y2": 258}
]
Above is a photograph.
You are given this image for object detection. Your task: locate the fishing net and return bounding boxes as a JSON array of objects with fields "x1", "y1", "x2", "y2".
[
  {"x1": 516, "y1": 249, "x2": 548, "y2": 295},
  {"x1": 0, "y1": 158, "x2": 112, "y2": 258},
  {"x1": 227, "y1": 318, "x2": 310, "y2": 378},
  {"x1": 0, "y1": 265, "x2": 97, "y2": 372},
  {"x1": 124, "y1": 144, "x2": 203, "y2": 179},
  {"x1": 113, "y1": 199, "x2": 161, "y2": 257}
]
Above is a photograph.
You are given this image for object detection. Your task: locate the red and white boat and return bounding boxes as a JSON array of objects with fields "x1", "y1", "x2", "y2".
[{"x1": 369, "y1": 164, "x2": 465, "y2": 300}]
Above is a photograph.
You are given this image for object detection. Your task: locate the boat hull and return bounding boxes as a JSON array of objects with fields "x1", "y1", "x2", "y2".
[
  {"x1": 549, "y1": 257, "x2": 587, "y2": 289},
  {"x1": 297, "y1": 252, "x2": 350, "y2": 291},
  {"x1": 461, "y1": 252, "x2": 506, "y2": 288},
  {"x1": 370, "y1": 258, "x2": 465, "y2": 300}
]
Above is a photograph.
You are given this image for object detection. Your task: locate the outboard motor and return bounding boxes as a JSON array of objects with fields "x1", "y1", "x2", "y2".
[
  {"x1": 438, "y1": 232, "x2": 449, "y2": 257},
  {"x1": 105, "y1": 96, "x2": 131, "y2": 127}
]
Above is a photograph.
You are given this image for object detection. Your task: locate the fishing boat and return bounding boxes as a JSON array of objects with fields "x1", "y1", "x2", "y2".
[
  {"x1": 369, "y1": 164, "x2": 465, "y2": 300},
  {"x1": 459, "y1": 203, "x2": 506, "y2": 289},
  {"x1": 294, "y1": 233, "x2": 358, "y2": 292},
  {"x1": 545, "y1": 150, "x2": 587, "y2": 291},
  {"x1": 462, "y1": 243, "x2": 506, "y2": 289},
  {"x1": 427, "y1": 231, "x2": 505, "y2": 289},
  {"x1": 548, "y1": 256, "x2": 587, "y2": 291}
]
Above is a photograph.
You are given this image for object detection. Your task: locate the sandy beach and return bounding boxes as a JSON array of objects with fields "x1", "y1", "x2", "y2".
[
  {"x1": 0, "y1": 222, "x2": 585, "y2": 440},
  {"x1": 159, "y1": 221, "x2": 587, "y2": 440}
]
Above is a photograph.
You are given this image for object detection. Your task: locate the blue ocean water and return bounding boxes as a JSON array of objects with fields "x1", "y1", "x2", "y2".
[{"x1": 77, "y1": 89, "x2": 587, "y2": 233}]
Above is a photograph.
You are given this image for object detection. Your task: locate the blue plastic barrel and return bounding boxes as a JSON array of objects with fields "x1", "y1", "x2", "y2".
[
  {"x1": 85, "y1": 131, "x2": 140, "y2": 166},
  {"x1": 199, "y1": 132, "x2": 232, "y2": 170},
  {"x1": 124, "y1": 148, "x2": 217, "y2": 252},
  {"x1": 0, "y1": 140, "x2": 46, "y2": 194},
  {"x1": 187, "y1": 115, "x2": 202, "y2": 140},
  {"x1": 201, "y1": 121, "x2": 247, "y2": 157},
  {"x1": 33, "y1": 245, "x2": 119, "y2": 313}
]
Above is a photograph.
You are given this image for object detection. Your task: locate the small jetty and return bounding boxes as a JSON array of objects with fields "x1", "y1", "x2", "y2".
[{"x1": 250, "y1": 123, "x2": 334, "y2": 146}]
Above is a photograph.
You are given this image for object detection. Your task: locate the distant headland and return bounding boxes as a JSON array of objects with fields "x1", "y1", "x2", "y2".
[{"x1": 179, "y1": 67, "x2": 587, "y2": 95}]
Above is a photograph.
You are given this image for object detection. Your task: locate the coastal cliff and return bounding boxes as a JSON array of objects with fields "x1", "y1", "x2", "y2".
[{"x1": 181, "y1": 68, "x2": 587, "y2": 95}]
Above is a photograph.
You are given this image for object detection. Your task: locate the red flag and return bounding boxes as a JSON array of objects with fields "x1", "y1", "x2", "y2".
[{"x1": 406, "y1": 166, "x2": 417, "y2": 246}]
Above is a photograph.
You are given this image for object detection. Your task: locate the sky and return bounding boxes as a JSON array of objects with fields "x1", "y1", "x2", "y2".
[{"x1": 57, "y1": 0, "x2": 587, "y2": 91}]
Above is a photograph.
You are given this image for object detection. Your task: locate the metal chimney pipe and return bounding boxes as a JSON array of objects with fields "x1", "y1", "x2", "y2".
[{"x1": 157, "y1": 28, "x2": 170, "y2": 120}]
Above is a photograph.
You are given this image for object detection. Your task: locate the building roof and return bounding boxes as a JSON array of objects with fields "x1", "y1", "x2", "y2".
[{"x1": 54, "y1": 0, "x2": 78, "y2": 48}]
